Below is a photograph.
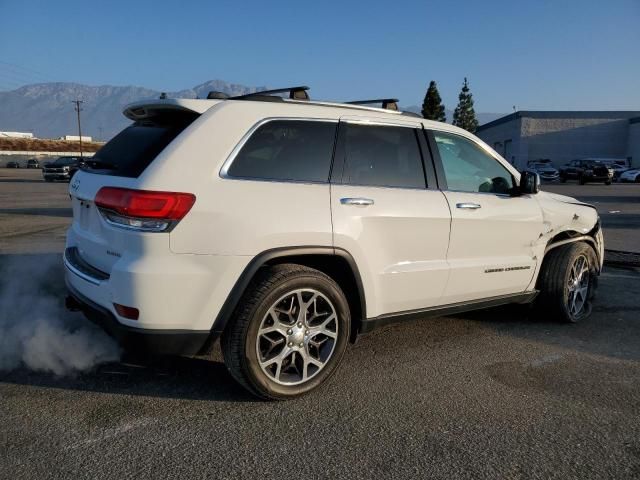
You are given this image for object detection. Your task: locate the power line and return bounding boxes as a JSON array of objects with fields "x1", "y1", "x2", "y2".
[
  {"x1": 0, "y1": 60, "x2": 51, "y2": 81},
  {"x1": 0, "y1": 60, "x2": 54, "y2": 91}
]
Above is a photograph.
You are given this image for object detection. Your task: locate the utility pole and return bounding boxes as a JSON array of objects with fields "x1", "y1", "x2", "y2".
[{"x1": 72, "y1": 99, "x2": 84, "y2": 158}]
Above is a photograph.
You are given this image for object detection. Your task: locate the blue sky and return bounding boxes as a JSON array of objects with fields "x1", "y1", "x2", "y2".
[{"x1": 1, "y1": 0, "x2": 638, "y2": 112}]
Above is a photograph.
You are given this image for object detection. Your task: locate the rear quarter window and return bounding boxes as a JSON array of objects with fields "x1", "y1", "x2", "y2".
[{"x1": 86, "y1": 111, "x2": 198, "y2": 178}]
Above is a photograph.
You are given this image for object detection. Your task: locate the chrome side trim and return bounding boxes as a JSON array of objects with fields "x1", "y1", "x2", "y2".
[
  {"x1": 339, "y1": 117, "x2": 421, "y2": 128},
  {"x1": 340, "y1": 197, "x2": 374, "y2": 206},
  {"x1": 456, "y1": 202, "x2": 482, "y2": 209}
]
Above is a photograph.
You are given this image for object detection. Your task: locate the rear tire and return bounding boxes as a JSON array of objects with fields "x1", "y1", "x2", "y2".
[
  {"x1": 535, "y1": 242, "x2": 598, "y2": 323},
  {"x1": 221, "y1": 264, "x2": 350, "y2": 400}
]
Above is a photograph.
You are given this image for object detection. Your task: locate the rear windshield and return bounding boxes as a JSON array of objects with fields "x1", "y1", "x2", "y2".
[{"x1": 85, "y1": 111, "x2": 198, "y2": 177}]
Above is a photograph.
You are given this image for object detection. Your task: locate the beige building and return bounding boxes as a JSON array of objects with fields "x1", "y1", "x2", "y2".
[{"x1": 476, "y1": 111, "x2": 640, "y2": 169}]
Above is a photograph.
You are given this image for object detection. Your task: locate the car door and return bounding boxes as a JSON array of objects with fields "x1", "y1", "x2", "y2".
[
  {"x1": 330, "y1": 118, "x2": 451, "y2": 319},
  {"x1": 427, "y1": 129, "x2": 544, "y2": 304}
]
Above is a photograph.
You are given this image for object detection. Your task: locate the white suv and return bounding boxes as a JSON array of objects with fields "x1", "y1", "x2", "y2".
[{"x1": 64, "y1": 86, "x2": 604, "y2": 399}]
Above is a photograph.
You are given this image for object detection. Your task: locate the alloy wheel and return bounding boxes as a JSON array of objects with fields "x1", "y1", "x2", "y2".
[
  {"x1": 255, "y1": 288, "x2": 338, "y2": 386},
  {"x1": 567, "y1": 254, "x2": 590, "y2": 318}
]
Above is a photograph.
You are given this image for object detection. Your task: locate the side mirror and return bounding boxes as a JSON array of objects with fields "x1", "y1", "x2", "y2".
[{"x1": 519, "y1": 170, "x2": 540, "y2": 195}]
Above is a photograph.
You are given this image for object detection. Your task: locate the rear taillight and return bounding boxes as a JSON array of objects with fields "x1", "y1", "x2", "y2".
[{"x1": 95, "y1": 187, "x2": 195, "y2": 232}]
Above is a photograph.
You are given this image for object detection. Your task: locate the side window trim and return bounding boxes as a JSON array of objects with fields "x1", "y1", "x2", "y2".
[
  {"x1": 220, "y1": 117, "x2": 339, "y2": 184},
  {"x1": 331, "y1": 121, "x2": 428, "y2": 190},
  {"x1": 422, "y1": 128, "x2": 447, "y2": 190},
  {"x1": 330, "y1": 120, "x2": 347, "y2": 184},
  {"x1": 419, "y1": 126, "x2": 447, "y2": 190},
  {"x1": 427, "y1": 128, "x2": 517, "y2": 196}
]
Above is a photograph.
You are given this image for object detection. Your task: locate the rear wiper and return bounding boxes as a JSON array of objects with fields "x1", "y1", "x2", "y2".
[{"x1": 81, "y1": 160, "x2": 118, "y2": 171}]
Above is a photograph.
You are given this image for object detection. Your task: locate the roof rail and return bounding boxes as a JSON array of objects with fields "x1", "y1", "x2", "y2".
[
  {"x1": 231, "y1": 86, "x2": 310, "y2": 101},
  {"x1": 346, "y1": 98, "x2": 399, "y2": 111},
  {"x1": 201, "y1": 86, "x2": 420, "y2": 117}
]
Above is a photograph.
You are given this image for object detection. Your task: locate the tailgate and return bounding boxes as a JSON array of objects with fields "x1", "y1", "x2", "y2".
[{"x1": 68, "y1": 171, "x2": 142, "y2": 273}]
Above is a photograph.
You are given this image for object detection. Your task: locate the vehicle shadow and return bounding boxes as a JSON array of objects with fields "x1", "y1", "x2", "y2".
[
  {"x1": 453, "y1": 270, "x2": 640, "y2": 362},
  {"x1": 2, "y1": 253, "x2": 638, "y2": 403},
  {"x1": 0, "y1": 353, "x2": 259, "y2": 403}
]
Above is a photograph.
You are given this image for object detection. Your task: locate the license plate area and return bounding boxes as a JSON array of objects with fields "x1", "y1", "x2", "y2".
[{"x1": 77, "y1": 199, "x2": 92, "y2": 230}]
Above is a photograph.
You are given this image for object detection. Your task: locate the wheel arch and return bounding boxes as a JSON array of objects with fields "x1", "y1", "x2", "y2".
[
  {"x1": 212, "y1": 247, "x2": 367, "y2": 343},
  {"x1": 542, "y1": 227, "x2": 601, "y2": 272}
]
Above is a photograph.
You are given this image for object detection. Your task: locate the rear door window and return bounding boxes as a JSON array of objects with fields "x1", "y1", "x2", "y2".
[
  {"x1": 337, "y1": 123, "x2": 426, "y2": 189},
  {"x1": 85, "y1": 111, "x2": 198, "y2": 178},
  {"x1": 226, "y1": 120, "x2": 337, "y2": 182}
]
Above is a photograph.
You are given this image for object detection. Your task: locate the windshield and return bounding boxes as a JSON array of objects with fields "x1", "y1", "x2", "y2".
[{"x1": 53, "y1": 157, "x2": 80, "y2": 166}]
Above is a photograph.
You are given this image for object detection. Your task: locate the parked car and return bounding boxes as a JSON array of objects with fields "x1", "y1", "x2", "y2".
[
  {"x1": 609, "y1": 163, "x2": 630, "y2": 181},
  {"x1": 619, "y1": 168, "x2": 640, "y2": 183},
  {"x1": 26, "y1": 159, "x2": 40, "y2": 169},
  {"x1": 42, "y1": 156, "x2": 84, "y2": 182},
  {"x1": 64, "y1": 87, "x2": 604, "y2": 399},
  {"x1": 559, "y1": 159, "x2": 613, "y2": 185},
  {"x1": 6, "y1": 161, "x2": 20, "y2": 168},
  {"x1": 527, "y1": 161, "x2": 560, "y2": 182}
]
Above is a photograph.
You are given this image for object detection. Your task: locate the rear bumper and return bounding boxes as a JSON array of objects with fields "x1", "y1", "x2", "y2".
[{"x1": 65, "y1": 282, "x2": 213, "y2": 356}]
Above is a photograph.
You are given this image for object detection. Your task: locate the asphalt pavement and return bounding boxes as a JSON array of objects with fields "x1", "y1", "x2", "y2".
[{"x1": 1, "y1": 169, "x2": 639, "y2": 479}]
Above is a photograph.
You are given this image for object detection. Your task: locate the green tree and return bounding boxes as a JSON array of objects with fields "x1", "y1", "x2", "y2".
[
  {"x1": 421, "y1": 80, "x2": 446, "y2": 122},
  {"x1": 452, "y1": 77, "x2": 479, "y2": 133}
]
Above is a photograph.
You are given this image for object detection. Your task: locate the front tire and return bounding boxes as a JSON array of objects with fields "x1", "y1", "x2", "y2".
[
  {"x1": 535, "y1": 242, "x2": 598, "y2": 323},
  {"x1": 222, "y1": 264, "x2": 350, "y2": 400}
]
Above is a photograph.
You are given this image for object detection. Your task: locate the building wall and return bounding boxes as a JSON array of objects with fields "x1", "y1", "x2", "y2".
[
  {"x1": 0, "y1": 131, "x2": 33, "y2": 139},
  {"x1": 478, "y1": 112, "x2": 640, "y2": 170},
  {"x1": 628, "y1": 121, "x2": 640, "y2": 167},
  {"x1": 522, "y1": 117, "x2": 630, "y2": 168},
  {"x1": 475, "y1": 118, "x2": 523, "y2": 167}
]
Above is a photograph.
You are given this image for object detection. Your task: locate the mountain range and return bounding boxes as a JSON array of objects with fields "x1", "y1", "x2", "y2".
[{"x1": 0, "y1": 81, "x2": 504, "y2": 141}]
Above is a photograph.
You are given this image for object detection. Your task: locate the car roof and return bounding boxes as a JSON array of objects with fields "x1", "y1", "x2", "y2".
[{"x1": 123, "y1": 97, "x2": 472, "y2": 137}]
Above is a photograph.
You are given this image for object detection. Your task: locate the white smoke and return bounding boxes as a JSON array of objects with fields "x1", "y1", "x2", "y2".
[{"x1": 0, "y1": 255, "x2": 120, "y2": 375}]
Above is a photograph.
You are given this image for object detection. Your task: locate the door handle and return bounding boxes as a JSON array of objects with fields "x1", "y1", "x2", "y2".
[
  {"x1": 341, "y1": 197, "x2": 374, "y2": 206},
  {"x1": 456, "y1": 202, "x2": 481, "y2": 210}
]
